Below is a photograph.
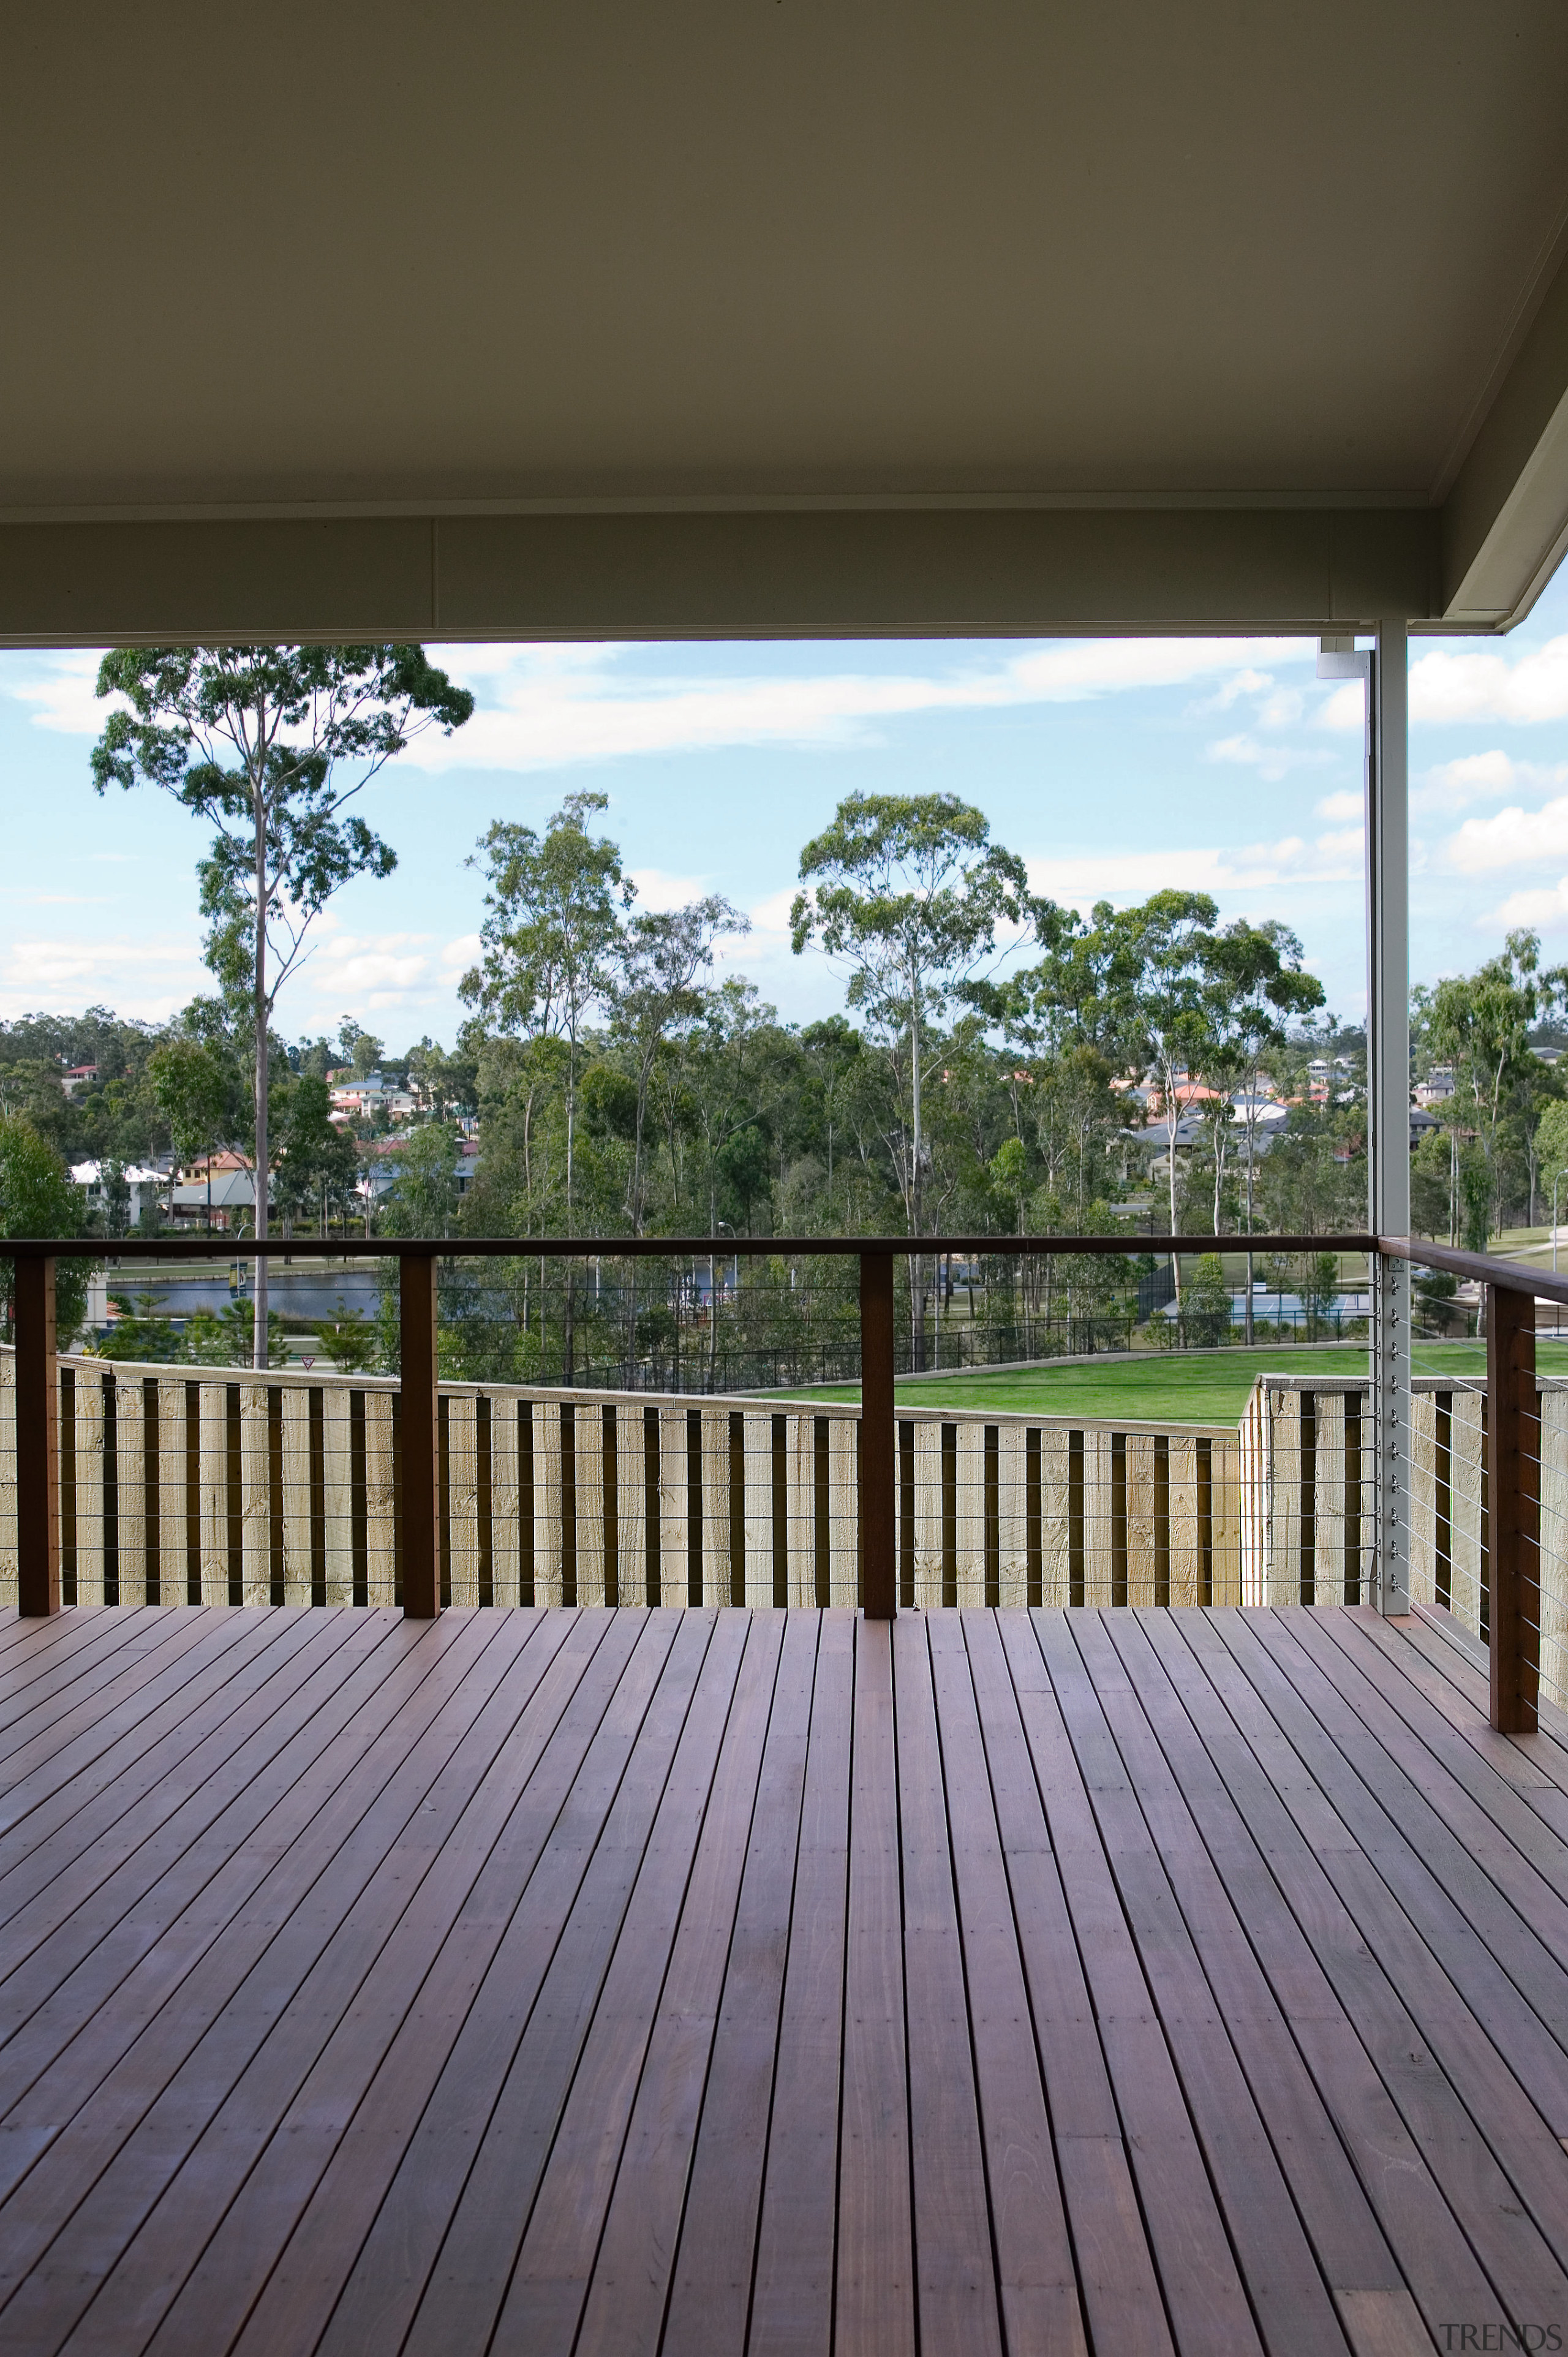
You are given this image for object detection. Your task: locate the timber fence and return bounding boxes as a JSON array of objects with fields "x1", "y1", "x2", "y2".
[
  {"x1": 0, "y1": 1351, "x2": 1244, "y2": 1614},
  {"x1": 5, "y1": 1229, "x2": 1566, "y2": 1742}
]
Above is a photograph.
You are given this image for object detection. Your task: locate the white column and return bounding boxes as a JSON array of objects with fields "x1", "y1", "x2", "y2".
[{"x1": 1368, "y1": 622, "x2": 1411, "y2": 1613}]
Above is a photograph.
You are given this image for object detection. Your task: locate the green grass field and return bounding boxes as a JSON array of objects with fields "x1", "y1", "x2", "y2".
[{"x1": 766, "y1": 1340, "x2": 1568, "y2": 1427}]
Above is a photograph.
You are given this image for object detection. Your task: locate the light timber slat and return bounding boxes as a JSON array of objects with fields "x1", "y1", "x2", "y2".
[
  {"x1": 657, "y1": 1406, "x2": 687, "y2": 1604},
  {"x1": 573, "y1": 1398, "x2": 606, "y2": 1608},
  {"x1": 364, "y1": 1390, "x2": 396, "y2": 1605},
  {"x1": 281, "y1": 1386, "x2": 311, "y2": 1605},
  {"x1": 490, "y1": 1395, "x2": 520, "y2": 1607},
  {"x1": 911, "y1": 1417, "x2": 943, "y2": 1609},
  {"x1": 446, "y1": 1393, "x2": 480, "y2": 1606},
  {"x1": 1040, "y1": 1426, "x2": 1070, "y2": 1604},
  {"x1": 1169, "y1": 1433, "x2": 1201, "y2": 1606},
  {"x1": 9, "y1": 1346, "x2": 1567, "y2": 1642},
  {"x1": 997, "y1": 1421, "x2": 1028, "y2": 1605},
  {"x1": 743, "y1": 1409, "x2": 774, "y2": 1608},
  {"x1": 321, "y1": 1387, "x2": 353, "y2": 1605},
  {"x1": 701, "y1": 1401, "x2": 728, "y2": 1608},
  {"x1": 535, "y1": 1401, "x2": 564, "y2": 1607}
]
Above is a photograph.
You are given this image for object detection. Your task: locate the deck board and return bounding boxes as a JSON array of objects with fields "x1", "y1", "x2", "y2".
[{"x1": 0, "y1": 1601, "x2": 1564, "y2": 2356}]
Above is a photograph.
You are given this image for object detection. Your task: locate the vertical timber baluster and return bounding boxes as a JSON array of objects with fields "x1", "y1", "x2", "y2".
[
  {"x1": 858, "y1": 1250, "x2": 895, "y2": 1619},
  {"x1": 400, "y1": 1250, "x2": 440, "y2": 1618},
  {"x1": 15, "y1": 1253, "x2": 59, "y2": 1615},
  {"x1": 1487, "y1": 1283, "x2": 1539, "y2": 1733}
]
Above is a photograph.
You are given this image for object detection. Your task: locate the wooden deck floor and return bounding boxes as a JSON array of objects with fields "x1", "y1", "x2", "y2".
[{"x1": 1, "y1": 1604, "x2": 1567, "y2": 2357}]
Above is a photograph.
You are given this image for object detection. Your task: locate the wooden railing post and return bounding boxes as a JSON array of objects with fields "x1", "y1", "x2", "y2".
[
  {"x1": 15, "y1": 1252, "x2": 60, "y2": 1615},
  {"x1": 400, "y1": 1250, "x2": 440, "y2": 1618},
  {"x1": 1487, "y1": 1282, "x2": 1539, "y2": 1733},
  {"x1": 859, "y1": 1250, "x2": 895, "y2": 1620}
]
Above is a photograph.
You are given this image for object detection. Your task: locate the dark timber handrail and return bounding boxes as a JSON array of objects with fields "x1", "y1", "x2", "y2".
[{"x1": 1, "y1": 1229, "x2": 1556, "y2": 1726}]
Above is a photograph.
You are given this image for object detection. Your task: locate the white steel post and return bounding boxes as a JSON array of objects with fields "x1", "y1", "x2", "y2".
[
  {"x1": 1368, "y1": 625, "x2": 1411, "y2": 1612},
  {"x1": 1319, "y1": 625, "x2": 1410, "y2": 1612}
]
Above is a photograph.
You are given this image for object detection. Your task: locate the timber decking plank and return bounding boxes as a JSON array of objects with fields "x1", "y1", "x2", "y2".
[
  {"x1": 493, "y1": 1610, "x2": 776, "y2": 2357},
  {"x1": 658, "y1": 1610, "x2": 821, "y2": 2357},
  {"x1": 1148, "y1": 1607, "x2": 1568, "y2": 2329},
  {"x1": 1080, "y1": 1613, "x2": 1430, "y2": 2326},
  {"x1": 0, "y1": 1610, "x2": 247, "y2": 1779},
  {"x1": 4, "y1": 1602, "x2": 1567, "y2": 2355},
  {"x1": 746, "y1": 1608, "x2": 854, "y2": 2357},
  {"x1": 1330, "y1": 1610, "x2": 1568, "y2": 1841},
  {"x1": 0, "y1": 1610, "x2": 132, "y2": 1698},
  {"x1": 993, "y1": 1609, "x2": 1264, "y2": 2357},
  {"x1": 832, "y1": 1615, "x2": 918, "y2": 2357},
  {"x1": 1196, "y1": 1610, "x2": 1568, "y2": 2301},
  {"x1": 1278, "y1": 1606, "x2": 1568, "y2": 1954},
  {"x1": 0, "y1": 1609, "x2": 361, "y2": 1927},
  {"x1": 0, "y1": 1608, "x2": 168, "y2": 1725},
  {"x1": 1031, "y1": 1608, "x2": 1351, "y2": 2357},
  {"x1": 0, "y1": 1610, "x2": 552, "y2": 2342},
  {"x1": 1231, "y1": 1610, "x2": 1568, "y2": 2120},
  {"x1": 892, "y1": 1615, "x2": 1006, "y2": 2357},
  {"x1": 42, "y1": 1608, "x2": 589, "y2": 2357},
  {"x1": 957, "y1": 1611, "x2": 1170, "y2": 2357},
  {"x1": 1309, "y1": 1607, "x2": 1568, "y2": 1861},
  {"x1": 310, "y1": 1610, "x2": 704, "y2": 2357},
  {"x1": 1399, "y1": 1613, "x2": 1568, "y2": 1795},
  {"x1": 466, "y1": 1611, "x2": 752, "y2": 2357},
  {"x1": 1119, "y1": 1607, "x2": 1502, "y2": 2344},
  {"x1": 0, "y1": 1613, "x2": 490, "y2": 2157},
  {"x1": 157, "y1": 1609, "x2": 663, "y2": 2357},
  {"x1": 570, "y1": 1613, "x2": 792, "y2": 2357},
  {"x1": 924, "y1": 1613, "x2": 1088, "y2": 2357}
]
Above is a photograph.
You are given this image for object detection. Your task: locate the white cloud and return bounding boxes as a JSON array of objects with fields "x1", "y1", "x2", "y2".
[
  {"x1": 1026, "y1": 824, "x2": 1362, "y2": 909},
  {"x1": 627, "y1": 867, "x2": 714, "y2": 912},
  {"x1": 303, "y1": 929, "x2": 436, "y2": 998},
  {"x1": 1414, "y1": 751, "x2": 1568, "y2": 813},
  {"x1": 1314, "y1": 790, "x2": 1362, "y2": 822},
  {"x1": 0, "y1": 931, "x2": 205, "y2": 1020},
  {"x1": 1194, "y1": 667, "x2": 1275, "y2": 712},
  {"x1": 1316, "y1": 682, "x2": 1367, "y2": 733},
  {"x1": 7, "y1": 651, "x2": 115, "y2": 735},
  {"x1": 1409, "y1": 633, "x2": 1568, "y2": 725},
  {"x1": 439, "y1": 934, "x2": 481, "y2": 972},
  {"x1": 386, "y1": 638, "x2": 1318, "y2": 773},
  {"x1": 1484, "y1": 877, "x2": 1568, "y2": 931},
  {"x1": 1446, "y1": 796, "x2": 1568, "y2": 873},
  {"x1": 1207, "y1": 732, "x2": 1330, "y2": 782}
]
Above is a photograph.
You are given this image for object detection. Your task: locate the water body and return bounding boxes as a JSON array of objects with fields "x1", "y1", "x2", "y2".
[{"x1": 108, "y1": 1269, "x2": 383, "y2": 1322}]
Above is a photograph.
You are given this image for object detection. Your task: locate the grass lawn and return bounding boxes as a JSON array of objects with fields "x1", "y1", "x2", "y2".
[{"x1": 763, "y1": 1340, "x2": 1568, "y2": 1427}]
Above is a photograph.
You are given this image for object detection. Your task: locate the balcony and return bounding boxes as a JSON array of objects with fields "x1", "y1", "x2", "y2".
[{"x1": 1, "y1": 1232, "x2": 1565, "y2": 2355}]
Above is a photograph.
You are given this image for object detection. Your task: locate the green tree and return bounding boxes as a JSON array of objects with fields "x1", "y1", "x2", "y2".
[
  {"x1": 336, "y1": 1018, "x2": 384, "y2": 1078},
  {"x1": 462, "y1": 794, "x2": 630, "y2": 1226},
  {"x1": 791, "y1": 792, "x2": 1028, "y2": 1365},
  {"x1": 91, "y1": 644, "x2": 472, "y2": 1363},
  {"x1": 1536, "y1": 1098, "x2": 1568, "y2": 1245},
  {"x1": 379, "y1": 1123, "x2": 461, "y2": 1236},
  {"x1": 614, "y1": 899, "x2": 747, "y2": 1235},
  {"x1": 90, "y1": 1292, "x2": 183, "y2": 1363},
  {"x1": 274, "y1": 1076, "x2": 360, "y2": 1232},
  {"x1": 148, "y1": 1036, "x2": 230, "y2": 1228},
  {"x1": 0, "y1": 1115, "x2": 95, "y2": 1344},
  {"x1": 183, "y1": 1303, "x2": 288, "y2": 1368},
  {"x1": 317, "y1": 1302, "x2": 380, "y2": 1374},
  {"x1": 1414, "y1": 930, "x2": 1567, "y2": 1243}
]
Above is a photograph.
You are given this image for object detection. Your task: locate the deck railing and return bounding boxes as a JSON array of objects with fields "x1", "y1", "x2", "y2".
[
  {"x1": 3, "y1": 1230, "x2": 1563, "y2": 1736},
  {"x1": 0, "y1": 1353, "x2": 1246, "y2": 1613}
]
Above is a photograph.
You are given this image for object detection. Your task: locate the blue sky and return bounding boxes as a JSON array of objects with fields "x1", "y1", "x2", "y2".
[{"x1": 6, "y1": 573, "x2": 1568, "y2": 1046}]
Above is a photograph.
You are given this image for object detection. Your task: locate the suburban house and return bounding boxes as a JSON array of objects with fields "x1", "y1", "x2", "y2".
[{"x1": 67, "y1": 1157, "x2": 168, "y2": 1226}]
